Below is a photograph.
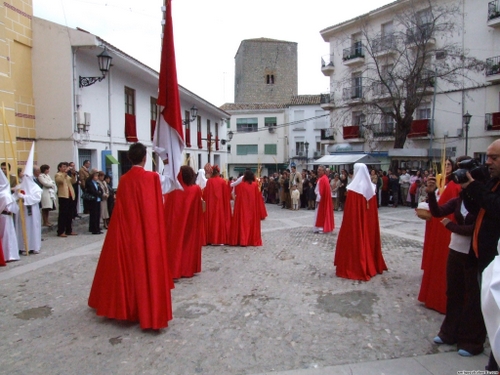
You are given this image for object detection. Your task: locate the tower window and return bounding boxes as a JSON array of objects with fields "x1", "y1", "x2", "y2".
[{"x1": 266, "y1": 74, "x2": 275, "y2": 84}]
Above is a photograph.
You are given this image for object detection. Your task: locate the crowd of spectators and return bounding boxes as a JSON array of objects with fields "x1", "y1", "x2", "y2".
[{"x1": 1, "y1": 159, "x2": 115, "y2": 264}]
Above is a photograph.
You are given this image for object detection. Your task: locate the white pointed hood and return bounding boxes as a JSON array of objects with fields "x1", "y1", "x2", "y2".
[
  {"x1": 346, "y1": 163, "x2": 376, "y2": 201},
  {"x1": 19, "y1": 143, "x2": 42, "y2": 205}
]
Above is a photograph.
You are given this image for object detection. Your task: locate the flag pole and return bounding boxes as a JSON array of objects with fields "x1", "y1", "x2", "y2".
[{"x1": 1, "y1": 103, "x2": 29, "y2": 255}]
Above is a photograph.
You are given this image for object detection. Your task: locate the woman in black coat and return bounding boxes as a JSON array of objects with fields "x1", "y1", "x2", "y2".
[{"x1": 85, "y1": 171, "x2": 103, "y2": 234}]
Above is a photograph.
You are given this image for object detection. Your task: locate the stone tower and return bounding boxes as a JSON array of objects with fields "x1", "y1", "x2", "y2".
[{"x1": 234, "y1": 38, "x2": 298, "y2": 104}]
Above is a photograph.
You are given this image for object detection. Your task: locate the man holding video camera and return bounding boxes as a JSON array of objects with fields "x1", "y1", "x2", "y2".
[{"x1": 460, "y1": 139, "x2": 500, "y2": 371}]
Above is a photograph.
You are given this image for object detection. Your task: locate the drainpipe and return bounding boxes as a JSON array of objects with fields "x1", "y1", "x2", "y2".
[
  {"x1": 429, "y1": 68, "x2": 437, "y2": 164},
  {"x1": 107, "y1": 68, "x2": 112, "y2": 153},
  {"x1": 72, "y1": 47, "x2": 79, "y2": 163}
]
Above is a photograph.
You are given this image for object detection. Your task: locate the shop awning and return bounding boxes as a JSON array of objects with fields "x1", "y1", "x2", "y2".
[
  {"x1": 312, "y1": 153, "x2": 381, "y2": 165},
  {"x1": 106, "y1": 154, "x2": 120, "y2": 165}
]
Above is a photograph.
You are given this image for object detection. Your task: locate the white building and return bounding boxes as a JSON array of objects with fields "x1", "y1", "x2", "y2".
[
  {"x1": 320, "y1": 0, "x2": 500, "y2": 171},
  {"x1": 32, "y1": 17, "x2": 229, "y2": 186},
  {"x1": 220, "y1": 103, "x2": 287, "y2": 178},
  {"x1": 287, "y1": 95, "x2": 330, "y2": 171}
]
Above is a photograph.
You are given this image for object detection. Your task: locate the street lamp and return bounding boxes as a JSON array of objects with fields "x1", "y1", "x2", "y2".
[
  {"x1": 202, "y1": 130, "x2": 233, "y2": 163},
  {"x1": 305, "y1": 141, "x2": 309, "y2": 159},
  {"x1": 79, "y1": 47, "x2": 113, "y2": 88},
  {"x1": 463, "y1": 111, "x2": 472, "y2": 153},
  {"x1": 183, "y1": 105, "x2": 198, "y2": 125},
  {"x1": 221, "y1": 130, "x2": 233, "y2": 145}
]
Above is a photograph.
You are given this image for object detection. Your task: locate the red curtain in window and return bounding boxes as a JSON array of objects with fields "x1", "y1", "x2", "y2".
[
  {"x1": 125, "y1": 114, "x2": 138, "y2": 142},
  {"x1": 215, "y1": 135, "x2": 219, "y2": 150},
  {"x1": 197, "y1": 131, "x2": 202, "y2": 149},
  {"x1": 408, "y1": 119, "x2": 429, "y2": 138},
  {"x1": 185, "y1": 125, "x2": 191, "y2": 147},
  {"x1": 492, "y1": 112, "x2": 500, "y2": 129},
  {"x1": 343, "y1": 125, "x2": 360, "y2": 139},
  {"x1": 207, "y1": 132, "x2": 212, "y2": 149},
  {"x1": 150, "y1": 119, "x2": 156, "y2": 141}
]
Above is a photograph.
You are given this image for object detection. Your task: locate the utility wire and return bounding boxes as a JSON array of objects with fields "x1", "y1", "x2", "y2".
[{"x1": 231, "y1": 114, "x2": 330, "y2": 137}]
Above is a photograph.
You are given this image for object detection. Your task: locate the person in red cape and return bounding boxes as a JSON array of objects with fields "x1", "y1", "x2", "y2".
[
  {"x1": 203, "y1": 165, "x2": 232, "y2": 245},
  {"x1": 418, "y1": 158, "x2": 461, "y2": 314},
  {"x1": 0, "y1": 242, "x2": 5, "y2": 266},
  {"x1": 335, "y1": 163, "x2": 387, "y2": 281},
  {"x1": 313, "y1": 165, "x2": 334, "y2": 233},
  {"x1": 229, "y1": 170, "x2": 267, "y2": 246},
  {"x1": 164, "y1": 165, "x2": 203, "y2": 278},
  {"x1": 88, "y1": 143, "x2": 173, "y2": 330}
]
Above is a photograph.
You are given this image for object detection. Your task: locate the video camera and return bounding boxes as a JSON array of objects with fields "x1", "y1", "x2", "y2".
[{"x1": 451, "y1": 159, "x2": 488, "y2": 184}]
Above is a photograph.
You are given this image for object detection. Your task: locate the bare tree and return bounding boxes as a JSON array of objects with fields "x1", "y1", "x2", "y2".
[{"x1": 334, "y1": 0, "x2": 484, "y2": 149}]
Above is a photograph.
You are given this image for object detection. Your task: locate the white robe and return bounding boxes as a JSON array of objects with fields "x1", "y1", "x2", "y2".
[
  {"x1": 0, "y1": 211, "x2": 19, "y2": 261},
  {"x1": 14, "y1": 175, "x2": 42, "y2": 252},
  {"x1": 16, "y1": 203, "x2": 41, "y2": 252}
]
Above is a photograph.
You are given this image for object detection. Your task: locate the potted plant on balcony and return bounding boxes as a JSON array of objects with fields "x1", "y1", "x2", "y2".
[{"x1": 491, "y1": 64, "x2": 500, "y2": 75}]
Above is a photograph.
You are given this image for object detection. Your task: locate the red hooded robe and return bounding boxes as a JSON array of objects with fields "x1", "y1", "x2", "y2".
[
  {"x1": 88, "y1": 166, "x2": 173, "y2": 330},
  {"x1": 0, "y1": 242, "x2": 5, "y2": 266},
  {"x1": 315, "y1": 174, "x2": 334, "y2": 232},
  {"x1": 230, "y1": 181, "x2": 267, "y2": 246},
  {"x1": 418, "y1": 179, "x2": 461, "y2": 313},
  {"x1": 335, "y1": 193, "x2": 387, "y2": 281},
  {"x1": 203, "y1": 176, "x2": 232, "y2": 245},
  {"x1": 164, "y1": 172, "x2": 203, "y2": 278}
]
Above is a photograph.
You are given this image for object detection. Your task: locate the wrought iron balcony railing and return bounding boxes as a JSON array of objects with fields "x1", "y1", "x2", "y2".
[
  {"x1": 406, "y1": 23, "x2": 433, "y2": 44},
  {"x1": 371, "y1": 123, "x2": 395, "y2": 137},
  {"x1": 372, "y1": 34, "x2": 396, "y2": 54},
  {"x1": 343, "y1": 45, "x2": 364, "y2": 61},
  {"x1": 321, "y1": 55, "x2": 334, "y2": 68},
  {"x1": 320, "y1": 93, "x2": 334, "y2": 105},
  {"x1": 489, "y1": 0, "x2": 500, "y2": 20},
  {"x1": 486, "y1": 56, "x2": 500, "y2": 75},
  {"x1": 342, "y1": 85, "x2": 364, "y2": 100}
]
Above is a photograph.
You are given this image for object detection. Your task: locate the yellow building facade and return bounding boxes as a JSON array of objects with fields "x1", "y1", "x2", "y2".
[{"x1": 0, "y1": 0, "x2": 35, "y2": 172}]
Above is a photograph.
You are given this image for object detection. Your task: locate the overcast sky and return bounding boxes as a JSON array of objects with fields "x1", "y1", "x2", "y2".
[{"x1": 33, "y1": 0, "x2": 395, "y2": 107}]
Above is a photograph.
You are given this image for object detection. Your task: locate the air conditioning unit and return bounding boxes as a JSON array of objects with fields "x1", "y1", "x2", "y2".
[
  {"x1": 456, "y1": 128, "x2": 463, "y2": 137},
  {"x1": 268, "y1": 126, "x2": 275, "y2": 133},
  {"x1": 313, "y1": 151, "x2": 321, "y2": 158},
  {"x1": 297, "y1": 151, "x2": 303, "y2": 156}
]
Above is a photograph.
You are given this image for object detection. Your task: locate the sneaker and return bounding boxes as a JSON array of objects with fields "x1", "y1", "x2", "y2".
[
  {"x1": 433, "y1": 336, "x2": 444, "y2": 344},
  {"x1": 458, "y1": 349, "x2": 473, "y2": 357}
]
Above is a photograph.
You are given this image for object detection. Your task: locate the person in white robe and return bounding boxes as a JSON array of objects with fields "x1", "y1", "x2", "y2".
[
  {"x1": 195, "y1": 169, "x2": 207, "y2": 190},
  {"x1": 15, "y1": 143, "x2": 42, "y2": 254},
  {"x1": 0, "y1": 165, "x2": 19, "y2": 261},
  {"x1": 481, "y1": 240, "x2": 500, "y2": 366}
]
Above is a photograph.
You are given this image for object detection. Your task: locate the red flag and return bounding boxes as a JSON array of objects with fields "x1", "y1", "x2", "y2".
[{"x1": 153, "y1": 0, "x2": 184, "y2": 193}]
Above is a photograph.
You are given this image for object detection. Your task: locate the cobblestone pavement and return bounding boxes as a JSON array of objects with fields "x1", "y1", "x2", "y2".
[{"x1": 0, "y1": 205, "x2": 487, "y2": 374}]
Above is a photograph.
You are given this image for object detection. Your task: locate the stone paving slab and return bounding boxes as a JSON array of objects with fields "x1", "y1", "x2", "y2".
[{"x1": 0, "y1": 204, "x2": 491, "y2": 375}]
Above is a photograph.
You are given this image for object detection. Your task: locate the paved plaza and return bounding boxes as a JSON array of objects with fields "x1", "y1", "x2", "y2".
[{"x1": 0, "y1": 204, "x2": 491, "y2": 374}]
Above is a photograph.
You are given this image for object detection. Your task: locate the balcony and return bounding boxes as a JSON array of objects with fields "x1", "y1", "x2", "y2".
[
  {"x1": 485, "y1": 112, "x2": 500, "y2": 130},
  {"x1": 342, "y1": 85, "x2": 364, "y2": 102},
  {"x1": 320, "y1": 92, "x2": 335, "y2": 110},
  {"x1": 486, "y1": 56, "x2": 500, "y2": 83},
  {"x1": 488, "y1": 1, "x2": 500, "y2": 27},
  {"x1": 416, "y1": 71, "x2": 435, "y2": 94},
  {"x1": 406, "y1": 23, "x2": 435, "y2": 47},
  {"x1": 372, "y1": 123, "x2": 395, "y2": 138},
  {"x1": 321, "y1": 55, "x2": 335, "y2": 76},
  {"x1": 342, "y1": 125, "x2": 363, "y2": 140},
  {"x1": 372, "y1": 34, "x2": 396, "y2": 58},
  {"x1": 343, "y1": 46, "x2": 365, "y2": 66},
  {"x1": 373, "y1": 82, "x2": 396, "y2": 98},
  {"x1": 408, "y1": 119, "x2": 430, "y2": 138},
  {"x1": 320, "y1": 128, "x2": 335, "y2": 141}
]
